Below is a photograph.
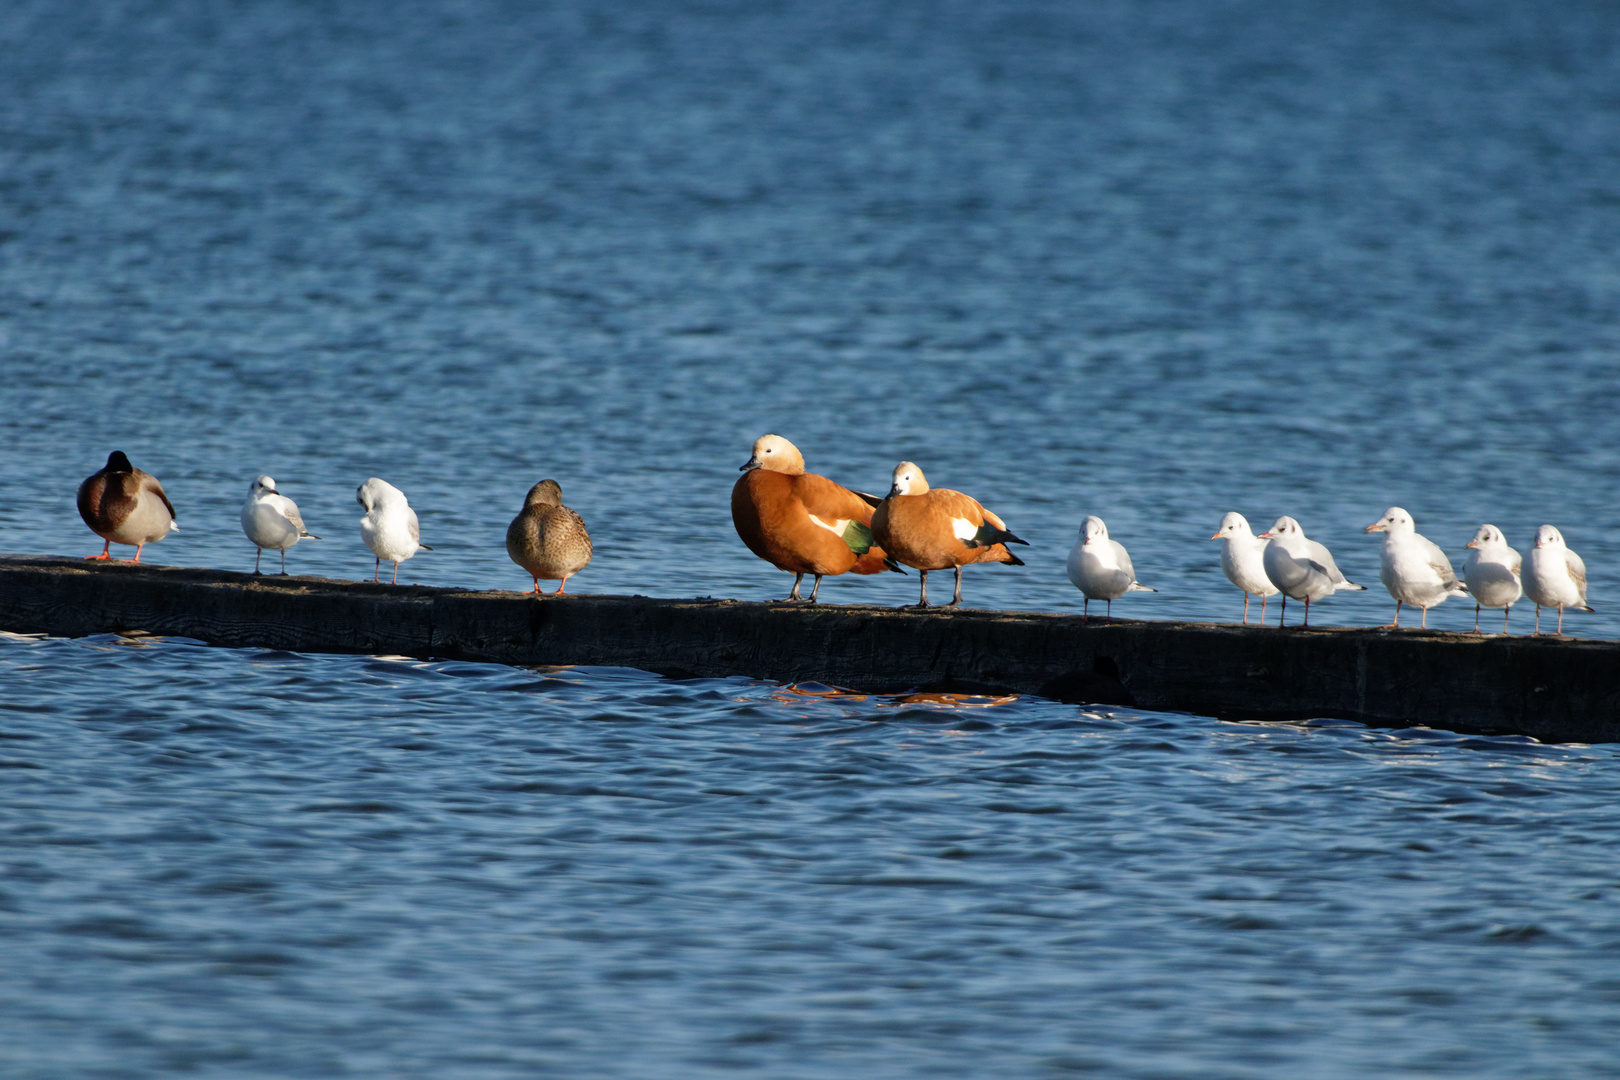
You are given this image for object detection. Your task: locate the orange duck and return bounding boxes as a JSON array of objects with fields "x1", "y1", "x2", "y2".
[
  {"x1": 731, "y1": 434, "x2": 903, "y2": 602},
  {"x1": 870, "y1": 461, "x2": 1027, "y2": 607}
]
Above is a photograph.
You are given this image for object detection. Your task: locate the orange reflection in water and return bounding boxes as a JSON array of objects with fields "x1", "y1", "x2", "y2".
[{"x1": 775, "y1": 682, "x2": 1019, "y2": 710}]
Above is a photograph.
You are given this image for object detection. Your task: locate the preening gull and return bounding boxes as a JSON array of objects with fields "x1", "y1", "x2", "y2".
[{"x1": 357, "y1": 477, "x2": 432, "y2": 584}]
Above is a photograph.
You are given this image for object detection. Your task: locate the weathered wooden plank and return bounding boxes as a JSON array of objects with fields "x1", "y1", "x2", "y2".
[{"x1": 1, "y1": 555, "x2": 1616, "y2": 741}]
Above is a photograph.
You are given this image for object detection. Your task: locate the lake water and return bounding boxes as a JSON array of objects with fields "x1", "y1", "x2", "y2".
[{"x1": 2, "y1": 0, "x2": 1619, "y2": 1075}]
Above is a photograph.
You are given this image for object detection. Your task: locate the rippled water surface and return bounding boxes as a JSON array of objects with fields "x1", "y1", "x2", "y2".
[
  {"x1": 2, "y1": 0, "x2": 1618, "y2": 631},
  {"x1": 3, "y1": 1, "x2": 1620, "y2": 1075},
  {"x1": 3, "y1": 634, "x2": 1619, "y2": 1079}
]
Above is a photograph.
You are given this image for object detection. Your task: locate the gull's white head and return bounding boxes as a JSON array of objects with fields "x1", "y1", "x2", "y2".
[
  {"x1": 1080, "y1": 515, "x2": 1109, "y2": 545},
  {"x1": 1466, "y1": 524, "x2": 1505, "y2": 550},
  {"x1": 739, "y1": 434, "x2": 805, "y2": 476},
  {"x1": 886, "y1": 461, "x2": 929, "y2": 498},
  {"x1": 249, "y1": 475, "x2": 277, "y2": 498},
  {"x1": 1534, "y1": 524, "x2": 1565, "y2": 549},
  {"x1": 1365, "y1": 507, "x2": 1413, "y2": 535},
  {"x1": 1259, "y1": 515, "x2": 1301, "y2": 540},
  {"x1": 357, "y1": 477, "x2": 406, "y2": 513},
  {"x1": 1212, "y1": 511, "x2": 1252, "y2": 542}
]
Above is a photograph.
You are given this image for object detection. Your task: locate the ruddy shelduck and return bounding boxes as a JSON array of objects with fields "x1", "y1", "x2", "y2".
[
  {"x1": 357, "y1": 477, "x2": 432, "y2": 584},
  {"x1": 77, "y1": 450, "x2": 178, "y2": 563},
  {"x1": 870, "y1": 461, "x2": 1027, "y2": 607},
  {"x1": 506, "y1": 479, "x2": 593, "y2": 595},
  {"x1": 731, "y1": 435, "x2": 903, "y2": 602}
]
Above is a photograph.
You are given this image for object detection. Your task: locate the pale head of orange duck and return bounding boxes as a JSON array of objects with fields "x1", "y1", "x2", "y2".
[
  {"x1": 886, "y1": 461, "x2": 930, "y2": 497},
  {"x1": 740, "y1": 434, "x2": 806, "y2": 475}
]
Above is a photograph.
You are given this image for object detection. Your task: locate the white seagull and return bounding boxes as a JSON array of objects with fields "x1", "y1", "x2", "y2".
[
  {"x1": 1364, "y1": 507, "x2": 1467, "y2": 629},
  {"x1": 241, "y1": 475, "x2": 320, "y2": 575},
  {"x1": 1259, "y1": 516, "x2": 1365, "y2": 627},
  {"x1": 1211, "y1": 511, "x2": 1279, "y2": 625},
  {"x1": 1461, "y1": 525, "x2": 1522, "y2": 634},
  {"x1": 357, "y1": 477, "x2": 432, "y2": 584},
  {"x1": 1067, "y1": 515, "x2": 1156, "y2": 620},
  {"x1": 1521, "y1": 524, "x2": 1594, "y2": 636}
]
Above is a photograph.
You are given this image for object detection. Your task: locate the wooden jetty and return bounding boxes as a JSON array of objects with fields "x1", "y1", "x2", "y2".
[{"x1": 1, "y1": 555, "x2": 1615, "y2": 741}]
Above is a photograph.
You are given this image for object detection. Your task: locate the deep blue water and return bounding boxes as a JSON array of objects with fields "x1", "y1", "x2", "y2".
[
  {"x1": 3, "y1": 0, "x2": 1620, "y2": 1075},
  {"x1": 3, "y1": 635, "x2": 1620, "y2": 1079}
]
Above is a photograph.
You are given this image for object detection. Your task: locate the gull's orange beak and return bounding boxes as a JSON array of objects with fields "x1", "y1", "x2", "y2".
[
  {"x1": 1258, "y1": 531, "x2": 1275, "y2": 539},
  {"x1": 1464, "y1": 539, "x2": 1479, "y2": 549},
  {"x1": 1365, "y1": 522, "x2": 1386, "y2": 533},
  {"x1": 1210, "y1": 531, "x2": 1222, "y2": 540}
]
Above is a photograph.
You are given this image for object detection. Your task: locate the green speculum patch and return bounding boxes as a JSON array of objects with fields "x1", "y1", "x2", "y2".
[{"x1": 842, "y1": 520, "x2": 874, "y2": 555}]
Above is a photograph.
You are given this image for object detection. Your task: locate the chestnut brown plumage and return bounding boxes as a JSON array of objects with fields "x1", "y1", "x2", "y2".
[
  {"x1": 870, "y1": 461, "x2": 1026, "y2": 608},
  {"x1": 731, "y1": 434, "x2": 903, "y2": 603}
]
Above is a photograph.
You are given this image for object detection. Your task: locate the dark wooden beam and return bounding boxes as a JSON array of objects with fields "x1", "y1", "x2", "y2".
[{"x1": 1, "y1": 556, "x2": 1615, "y2": 741}]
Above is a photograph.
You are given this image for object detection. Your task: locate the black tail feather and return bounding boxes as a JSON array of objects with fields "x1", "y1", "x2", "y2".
[{"x1": 969, "y1": 523, "x2": 1031, "y2": 550}]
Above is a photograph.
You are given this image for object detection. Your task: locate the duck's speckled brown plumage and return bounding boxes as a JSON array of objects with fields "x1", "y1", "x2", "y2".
[
  {"x1": 76, "y1": 450, "x2": 177, "y2": 562},
  {"x1": 506, "y1": 479, "x2": 592, "y2": 594}
]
